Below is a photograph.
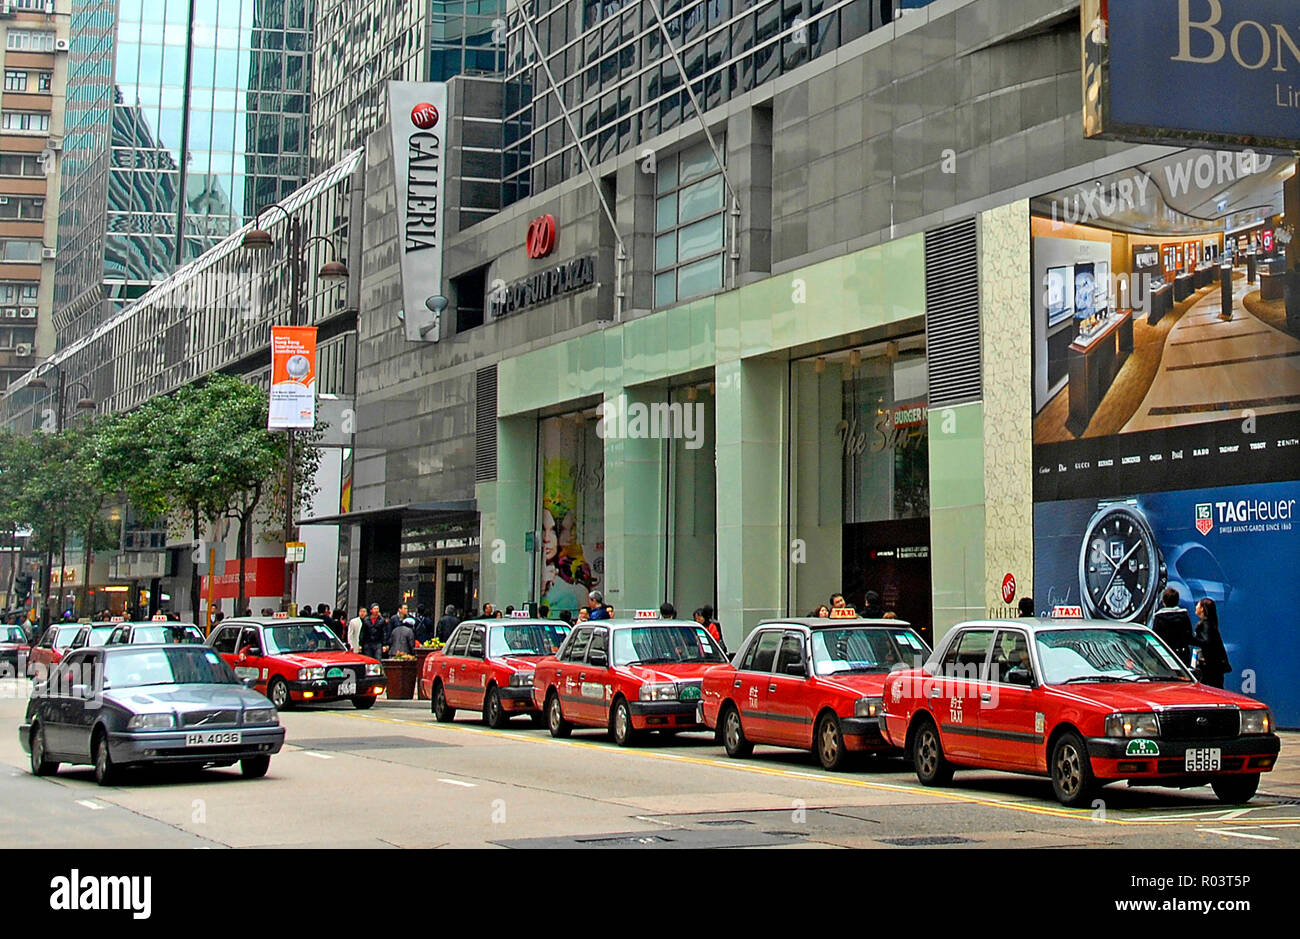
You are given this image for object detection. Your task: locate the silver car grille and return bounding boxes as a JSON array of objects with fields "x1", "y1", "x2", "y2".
[{"x1": 181, "y1": 709, "x2": 239, "y2": 728}]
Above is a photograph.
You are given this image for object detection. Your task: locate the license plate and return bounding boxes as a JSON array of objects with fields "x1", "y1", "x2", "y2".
[
  {"x1": 185, "y1": 731, "x2": 242, "y2": 747},
  {"x1": 1185, "y1": 747, "x2": 1221, "y2": 773},
  {"x1": 338, "y1": 679, "x2": 356, "y2": 696}
]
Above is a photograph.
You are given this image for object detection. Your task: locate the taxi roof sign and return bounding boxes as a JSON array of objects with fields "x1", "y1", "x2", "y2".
[
  {"x1": 633, "y1": 609, "x2": 660, "y2": 619},
  {"x1": 509, "y1": 610, "x2": 529, "y2": 618},
  {"x1": 110, "y1": 616, "x2": 124, "y2": 623},
  {"x1": 272, "y1": 611, "x2": 289, "y2": 619},
  {"x1": 828, "y1": 607, "x2": 857, "y2": 619},
  {"x1": 1052, "y1": 605, "x2": 1084, "y2": 619},
  {"x1": 150, "y1": 614, "x2": 168, "y2": 622}
]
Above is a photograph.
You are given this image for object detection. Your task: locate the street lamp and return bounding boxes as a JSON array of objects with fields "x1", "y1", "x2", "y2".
[
  {"x1": 27, "y1": 363, "x2": 96, "y2": 626},
  {"x1": 241, "y1": 203, "x2": 349, "y2": 615}
]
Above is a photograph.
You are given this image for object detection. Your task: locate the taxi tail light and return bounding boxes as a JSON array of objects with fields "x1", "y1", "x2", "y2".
[
  {"x1": 1248, "y1": 756, "x2": 1276, "y2": 769},
  {"x1": 1117, "y1": 761, "x2": 1149, "y2": 773}
]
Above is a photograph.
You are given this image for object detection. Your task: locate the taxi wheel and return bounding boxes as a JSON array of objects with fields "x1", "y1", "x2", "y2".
[
  {"x1": 432, "y1": 682, "x2": 456, "y2": 722},
  {"x1": 351, "y1": 696, "x2": 376, "y2": 710},
  {"x1": 815, "y1": 713, "x2": 847, "y2": 771},
  {"x1": 92, "y1": 731, "x2": 117, "y2": 787},
  {"x1": 610, "y1": 698, "x2": 640, "y2": 747},
  {"x1": 1211, "y1": 774, "x2": 1260, "y2": 804},
  {"x1": 912, "y1": 717, "x2": 953, "y2": 786},
  {"x1": 484, "y1": 686, "x2": 508, "y2": 729},
  {"x1": 267, "y1": 678, "x2": 291, "y2": 711},
  {"x1": 29, "y1": 724, "x2": 58, "y2": 776},
  {"x1": 240, "y1": 756, "x2": 271, "y2": 778},
  {"x1": 546, "y1": 691, "x2": 572, "y2": 739},
  {"x1": 1049, "y1": 731, "x2": 1098, "y2": 807},
  {"x1": 721, "y1": 705, "x2": 753, "y2": 758}
]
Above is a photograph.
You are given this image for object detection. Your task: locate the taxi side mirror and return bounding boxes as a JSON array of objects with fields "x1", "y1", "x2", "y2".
[
  {"x1": 589, "y1": 652, "x2": 607, "y2": 668},
  {"x1": 785, "y1": 661, "x2": 807, "y2": 677},
  {"x1": 1006, "y1": 666, "x2": 1035, "y2": 687}
]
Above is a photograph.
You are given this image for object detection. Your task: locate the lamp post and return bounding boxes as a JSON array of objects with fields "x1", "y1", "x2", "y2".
[
  {"x1": 26, "y1": 365, "x2": 96, "y2": 626},
  {"x1": 241, "y1": 204, "x2": 348, "y2": 614}
]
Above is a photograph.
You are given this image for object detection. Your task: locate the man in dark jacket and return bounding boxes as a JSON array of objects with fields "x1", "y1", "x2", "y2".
[
  {"x1": 388, "y1": 616, "x2": 417, "y2": 656},
  {"x1": 436, "y1": 605, "x2": 459, "y2": 642},
  {"x1": 387, "y1": 603, "x2": 409, "y2": 646},
  {"x1": 359, "y1": 604, "x2": 386, "y2": 660},
  {"x1": 1150, "y1": 587, "x2": 1194, "y2": 667}
]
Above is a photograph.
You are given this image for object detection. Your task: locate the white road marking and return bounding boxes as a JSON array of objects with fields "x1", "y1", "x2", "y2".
[
  {"x1": 76, "y1": 800, "x2": 105, "y2": 811},
  {"x1": 1197, "y1": 827, "x2": 1280, "y2": 842},
  {"x1": 303, "y1": 751, "x2": 332, "y2": 760},
  {"x1": 438, "y1": 778, "x2": 476, "y2": 788},
  {"x1": 633, "y1": 815, "x2": 679, "y2": 827}
]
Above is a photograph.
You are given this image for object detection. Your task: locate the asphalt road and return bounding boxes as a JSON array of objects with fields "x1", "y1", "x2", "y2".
[{"x1": 4, "y1": 679, "x2": 1299, "y2": 849}]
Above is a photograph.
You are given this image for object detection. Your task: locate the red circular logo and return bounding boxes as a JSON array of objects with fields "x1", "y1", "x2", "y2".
[
  {"x1": 411, "y1": 102, "x2": 439, "y2": 129},
  {"x1": 1001, "y1": 573, "x2": 1017, "y2": 604},
  {"x1": 525, "y1": 214, "x2": 558, "y2": 259}
]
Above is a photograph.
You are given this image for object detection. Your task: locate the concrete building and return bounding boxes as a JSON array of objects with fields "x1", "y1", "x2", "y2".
[{"x1": 0, "y1": 0, "x2": 69, "y2": 390}]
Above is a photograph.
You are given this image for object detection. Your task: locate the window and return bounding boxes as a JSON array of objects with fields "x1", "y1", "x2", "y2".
[
  {"x1": 940, "y1": 630, "x2": 993, "y2": 680},
  {"x1": 654, "y1": 139, "x2": 726, "y2": 306},
  {"x1": 4, "y1": 71, "x2": 27, "y2": 92},
  {"x1": 563, "y1": 627, "x2": 593, "y2": 663},
  {"x1": 2, "y1": 112, "x2": 50, "y2": 133},
  {"x1": 0, "y1": 154, "x2": 45, "y2": 177},
  {"x1": 37, "y1": 72, "x2": 52, "y2": 93},
  {"x1": 0, "y1": 196, "x2": 44, "y2": 219},
  {"x1": 992, "y1": 630, "x2": 1034, "y2": 685},
  {"x1": 740, "y1": 629, "x2": 782, "y2": 672},
  {"x1": 588, "y1": 627, "x2": 608, "y2": 663},
  {"x1": 448, "y1": 626, "x2": 472, "y2": 657},
  {"x1": 466, "y1": 626, "x2": 485, "y2": 658},
  {"x1": 238, "y1": 627, "x2": 260, "y2": 653},
  {"x1": 775, "y1": 633, "x2": 807, "y2": 674},
  {"x1": 0, "y1": 282, "x2": 39, "y2": 304},
  {"x1": 5, "y1": 31, "x2": 57, "y2": 53},
  {"x1": 211, "y1": 626, "x2": 241, "y2": 655},
  {"x1": 0, "y1": 240, "x2": 42, "y2": 261}
]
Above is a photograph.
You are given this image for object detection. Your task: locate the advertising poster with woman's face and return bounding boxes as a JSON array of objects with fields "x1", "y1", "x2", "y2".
[{"x1": 539, "y1": 416, "x2": 604, "y2": 615}]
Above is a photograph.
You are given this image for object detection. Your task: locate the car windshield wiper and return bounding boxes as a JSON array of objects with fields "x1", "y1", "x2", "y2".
[
  {"x1": 1128, "y1": 675, "x2": 1191, "y2": 682},
  {"x1": 1059, "y1": 676, "x2": 1113, "y2": 684}
]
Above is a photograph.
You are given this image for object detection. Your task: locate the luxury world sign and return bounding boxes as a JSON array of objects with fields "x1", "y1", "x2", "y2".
[{"x1": 1083, "y1": 0, "x2": 1300, "y2": 151}]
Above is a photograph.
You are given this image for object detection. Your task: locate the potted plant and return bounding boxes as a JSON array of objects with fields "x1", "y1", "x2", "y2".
[
  {"x1": 382, "y1": 652, "x2": 418, "y2": 700},
  {"x1": 414, "y1": 638, "x2": 443, "y2": 700}
]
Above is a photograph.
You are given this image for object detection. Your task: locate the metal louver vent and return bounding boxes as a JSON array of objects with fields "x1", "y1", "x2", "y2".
[
  {"x1": 924, "y1": 219, "x2": 981, "y2": 407},
  {"x1": 475, "y1": 364, "x2": 498, "y2": 482}
]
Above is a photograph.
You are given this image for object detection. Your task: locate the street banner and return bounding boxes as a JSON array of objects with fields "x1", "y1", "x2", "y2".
[{"x1": 268, "y1": 325, "x2": 317, "y2": 429}]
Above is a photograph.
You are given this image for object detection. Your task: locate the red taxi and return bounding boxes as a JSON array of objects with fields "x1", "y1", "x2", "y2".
[
  {"x1": 700, "y1": 611, "x2": 931, "y2": 770},
  {"x1": 0, "y1": 623, "x2": 30, "y2": 675},
  {"x1": 531, "y1": 611, "x2": 729, "y2": 746},
  {"x1": 422, "y1": 615, "x2": 571, "y2": 727},
  {"x1": 882, "y1": 616, "x2": 1281, "y2": 806},
  {"x1": 25, "y1": 624, "x2": 83, "y2": 678},
  {"x1": 207, "y1": 616, "x2": 385, "y2": 710}
]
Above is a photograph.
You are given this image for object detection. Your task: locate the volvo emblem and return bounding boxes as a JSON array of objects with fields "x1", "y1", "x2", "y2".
[
  {"x1": 525, "y1": 214, "x2": 558, "y2": 259},
  {"x1": 1196, "y1": 716, "x2": 1208, "y2": 726}
]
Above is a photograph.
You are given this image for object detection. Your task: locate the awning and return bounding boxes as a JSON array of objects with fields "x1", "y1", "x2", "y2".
[{"x1": 298, "y1": 500, "x2": 477, "y2": 527}]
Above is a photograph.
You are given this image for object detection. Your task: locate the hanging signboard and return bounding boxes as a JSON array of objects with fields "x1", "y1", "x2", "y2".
[{"x1": 268, "y1": 325, "x2": 317, "y2": 429}]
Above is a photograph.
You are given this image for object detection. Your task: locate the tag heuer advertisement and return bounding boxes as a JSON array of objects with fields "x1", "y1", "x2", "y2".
[{"x1": 1033, "y1": 481, "x2": 1299, "y2": 726}]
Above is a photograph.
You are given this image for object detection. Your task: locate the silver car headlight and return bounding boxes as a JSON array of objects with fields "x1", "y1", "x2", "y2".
[
  {"x1": 298, "y1": 667, "x2": 326, "y2": 681},
  {"x1": 854, "y1": 696, "x2": 884, "y2": 719},
  {"x1": 127, "y1": 713, "x2": 175, "y2": 730},
  {"x1": 1105, "y1": 712, "x2": 1161, "y2": 738},
  {"x1": 639, "y1": 682, "x2": 678, "y2": 701},
  {"x1": 1240, "y1": 709, "x2": 1272, "y2": 735},
  {"x1": 365, "y1": 663, "x2": 383, "y2": 677},
  {"x1": 510, "y1": 671, "x2": 535, "y2": 688},
  {"x1": 243, "y1": 707, "x2": 279, "y2": 726}
]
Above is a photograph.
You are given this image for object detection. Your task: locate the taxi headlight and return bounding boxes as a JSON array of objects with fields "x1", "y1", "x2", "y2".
[
  {"x1": 854, "y1": 696, "x2": 884, "y2": 719},
  {"x1": 243, "y1": 707, "x2": 279, "y2": 726},
  {"x1": 510, "y1": 671, "x2": 535, "y2": 688},
  {"x1": 1105, "y1": 712, "x2": 1161, "y2": 738},
  {"x1": 639, "y1": 683, "x2": 678, "y2": 701},
  {"x1": 127, "y1": 713, "x2": 175, "y2": 730},
  {"x1": 298, "y1": 667, "x2": 325, "y2": 681},
  {"x1": 365, "y1": 663, "x2": 384, "y2": 677},
  {"x1": 1240, "y1": 709, "x2": 1272, "y2": 735}
]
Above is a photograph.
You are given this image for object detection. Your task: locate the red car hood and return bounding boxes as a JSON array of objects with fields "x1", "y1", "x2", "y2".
[
  {"x1": 277, "y1": 650, "x2": 378, "y2": 668},
  {"x1": 816, "y1": 672, "x2": 890, "y2": 696},
  {"x1": 1048, "y1": 681, "x2": 1262, "y2": 712},
  {"x1": 498, "y1": 654, "x2": 548, "y2": 672},
  {"x1": 622, "y1": 662, "x2": 723, "y2": 683}
]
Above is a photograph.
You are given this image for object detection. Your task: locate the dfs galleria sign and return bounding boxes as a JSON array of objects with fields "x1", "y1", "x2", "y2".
[
  {"x1": 1083, "y1": 0, "x2": 1300, "y2": 151},
  {"x1": 389, "y1": 82, "x2": 449, "y2": 342}
]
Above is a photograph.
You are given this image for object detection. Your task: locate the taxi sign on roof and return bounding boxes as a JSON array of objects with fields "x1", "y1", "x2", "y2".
[
  {"x1": 110, "y1": 616, "x2": 124, "y2": 623},
  {"x1": 272, "y1": 611, "x2": 289, "y2": 619},
  {"x1": 509, "y1": 610, "x2": 529, "y2": 618},
  {"x1": 828, "y1": 607, "x2": 857, "y2": 619},
  {"x1": 633, "y1": 609, "x2": 660, "y2": 619},
  {"x1": 1052, "y1": 605, "x2": 1084, "y2": 619},
  {"x1": 150, "y1": 614, "x2": 168, "y2": 622}
]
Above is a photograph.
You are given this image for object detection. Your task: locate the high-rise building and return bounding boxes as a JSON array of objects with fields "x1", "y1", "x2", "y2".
[
  {"x1": 0, "y1": 0, "x2": 70, "y2": 390},
  {"x1": 53, "y1": 0, "x2": 312, "y2": 349}
]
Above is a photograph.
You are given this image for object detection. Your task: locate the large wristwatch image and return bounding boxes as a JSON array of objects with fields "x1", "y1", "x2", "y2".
[{"x1": 1077, "y1": 499, "x2": 1167, "y2": 623}]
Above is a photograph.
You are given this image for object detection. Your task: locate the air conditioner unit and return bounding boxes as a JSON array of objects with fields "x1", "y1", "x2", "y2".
[
  {"x1": 41, "y1": 246, "x2": 55, "y2": 259},
  {"x1": 54, "y1": 38, "x2": 69, "y2": 52},
  {"x1": 1, "y1": 308, "x2": 14, "y2": 319},
  {"x1": 18, "y1": 307, "x2": 36, "y2": 318},
  {"x1": 0, "y1": 198, "x2": 9, "y2": 206},
  {"x1": 46, "y1": 138, "x2": 62, "y2": 151},
  {"x1": 14, "y1": 343, "x2": 31, "y2": 356}
]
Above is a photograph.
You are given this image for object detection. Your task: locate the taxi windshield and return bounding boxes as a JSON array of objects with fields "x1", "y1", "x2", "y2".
[
  {"x1": 132, "y1": 625, "x2": 204, "y2": 645},
  {"x1": 810, "y1": 627, "x2": 928, "y2": 675},
  {"x1": 1, "y1": 626, "x2": 25, "y2": 643},
  {"x1": 264, "y1": 623, "x2": 346, "y2": 654},
  {"x1": 105, "y1": 647, "x2": 238, "y2": 689},
  {"x1": 87, "y1": 626, "x2": 117, "y2": 646},
  {"x1": 488, "y1": 623, "x2": 571, "y2": 657},
  {"x1": 1038, "y1": 628, "x2": 1191, "y2": 685},
  {"x1": 53, "y1": 628, "x2": 80, "y2": 648},
  {"x1": 612, "y1": 625, "x2": 728, "y2": 667}
]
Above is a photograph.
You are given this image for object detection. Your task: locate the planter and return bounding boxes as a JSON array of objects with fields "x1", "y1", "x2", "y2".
[
  {"x1": 414, "y1": 647, "x2": 437, "y2": 699},
  {"x1": 382, "y1": 658, "x2": 418, "y2": 700}
]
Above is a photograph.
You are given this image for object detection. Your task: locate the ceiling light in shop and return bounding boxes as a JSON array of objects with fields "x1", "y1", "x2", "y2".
[
  {"x1": 686, "y1": 385, "x2": 698, "y2": 401},
  {"x1": 813, "y1": 357, "x2": 826, "y2": 374}
]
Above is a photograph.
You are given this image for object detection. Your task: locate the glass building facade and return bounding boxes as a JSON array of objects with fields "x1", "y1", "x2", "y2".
[{"x1": 55, "y1": 0, "x2": 312, "y2": 346}]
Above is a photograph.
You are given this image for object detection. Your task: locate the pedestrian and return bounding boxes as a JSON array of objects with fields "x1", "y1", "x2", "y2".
[
  {"x1": 413, "y1": 605, "x2": 435, "y2": 643},
  {"x1": 660, "y1": 602, "x2": 677, "y2": 619},
  {"x1": 260, "y1": 607, "x2": 273, "y2": 616},
  {"x1": 577, "y1": 606, "x2": 590, "y2": 622},
  {"x1": 389, "y1": 615, "x2": 417, "y2": 656},
  {"x1": 436, "y1": 605, "x2": 459, "y2": 642},
  {"x1": 808, "y1": 605, "x2": 830, "y2": 618},
  {"x1": 696, "y1": 604, "x2": 726, "y2": 653},
  {"x1": 505, "y1": 604, "x2": 515, "y2": 616},
  {"x1": 388, "y1": 603, "x2": 409, "y2": 646},
  {"x1": 559, "y1": 610, "x2": 573, "y2": 626},
  {"x1": 330, "y1": 605, "x2": 348, "y2": 639},
  {"x1": 1191, "y1": 597, "x2": 1231, "y2": 688},
  {"x1": 301, "y1": 603, "x2": 314, "y2": 617},
  {"x1": 587, "y1": 590, "x2": 609, "y2": 620},
  {"x1": 1017, "y1": 597, "x2": 1035, "y2": 617},
  {"x1": 539, "y1": 604, "x2": 550, "y2": 619},
  {"x1": 346, "y1": 607, "x2": 364, "y2": 653},
  {"x1": 862, "y1": 591, "x2": 884, "y2": 619},
  {"x1": 1150, "y1": 587, "x2": 1194, "y2": 667},
  {"x1": 359, "y1": 603, "x2": 386, "y2": 660},
  {"x1": 243, "y1": 608, "x2": 253, "y2": 617},
  {"x1": 829, "y1": 593, "x2": 847, "y2": 610},
  {"x1": 482, "y1": 602, "x2": 495, "y2": 618}
]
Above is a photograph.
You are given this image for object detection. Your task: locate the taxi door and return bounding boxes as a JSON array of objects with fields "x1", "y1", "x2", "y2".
[
  {"x1": 460, "y1": 625, "x2": 491, "y2": 707},
  {"x1": 978, "y1": 628, "x2": 1043, "y2": 770},
  {"x1": 572, "y1": 626, "x2": 612, "y2": 723},
  {"x1": 733, "y1": 629, "x2": 783, "y2": 744},
  {"x1": 934, "y1": 628, "x2": 994, "y2": 761},
  {"x1": 435, "y1": 626, "x2": 467, "y2": 704},
  {"x1": 445, "y1": 626, "x2": 485, "y2": 707},
  {"x1": 767, "y1": 631, "x2": 815, "y2": 747},
  {"x1": 553, "y1": 627, "x2": 593, "y2": 722},
  {"x1": 233, "y1": 626, "x2": 266, "y2": 691}
]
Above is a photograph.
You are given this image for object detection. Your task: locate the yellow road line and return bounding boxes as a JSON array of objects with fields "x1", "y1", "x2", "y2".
[{"x1": 324, "y1": 710, "x2": 1296, "y2": 829}]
